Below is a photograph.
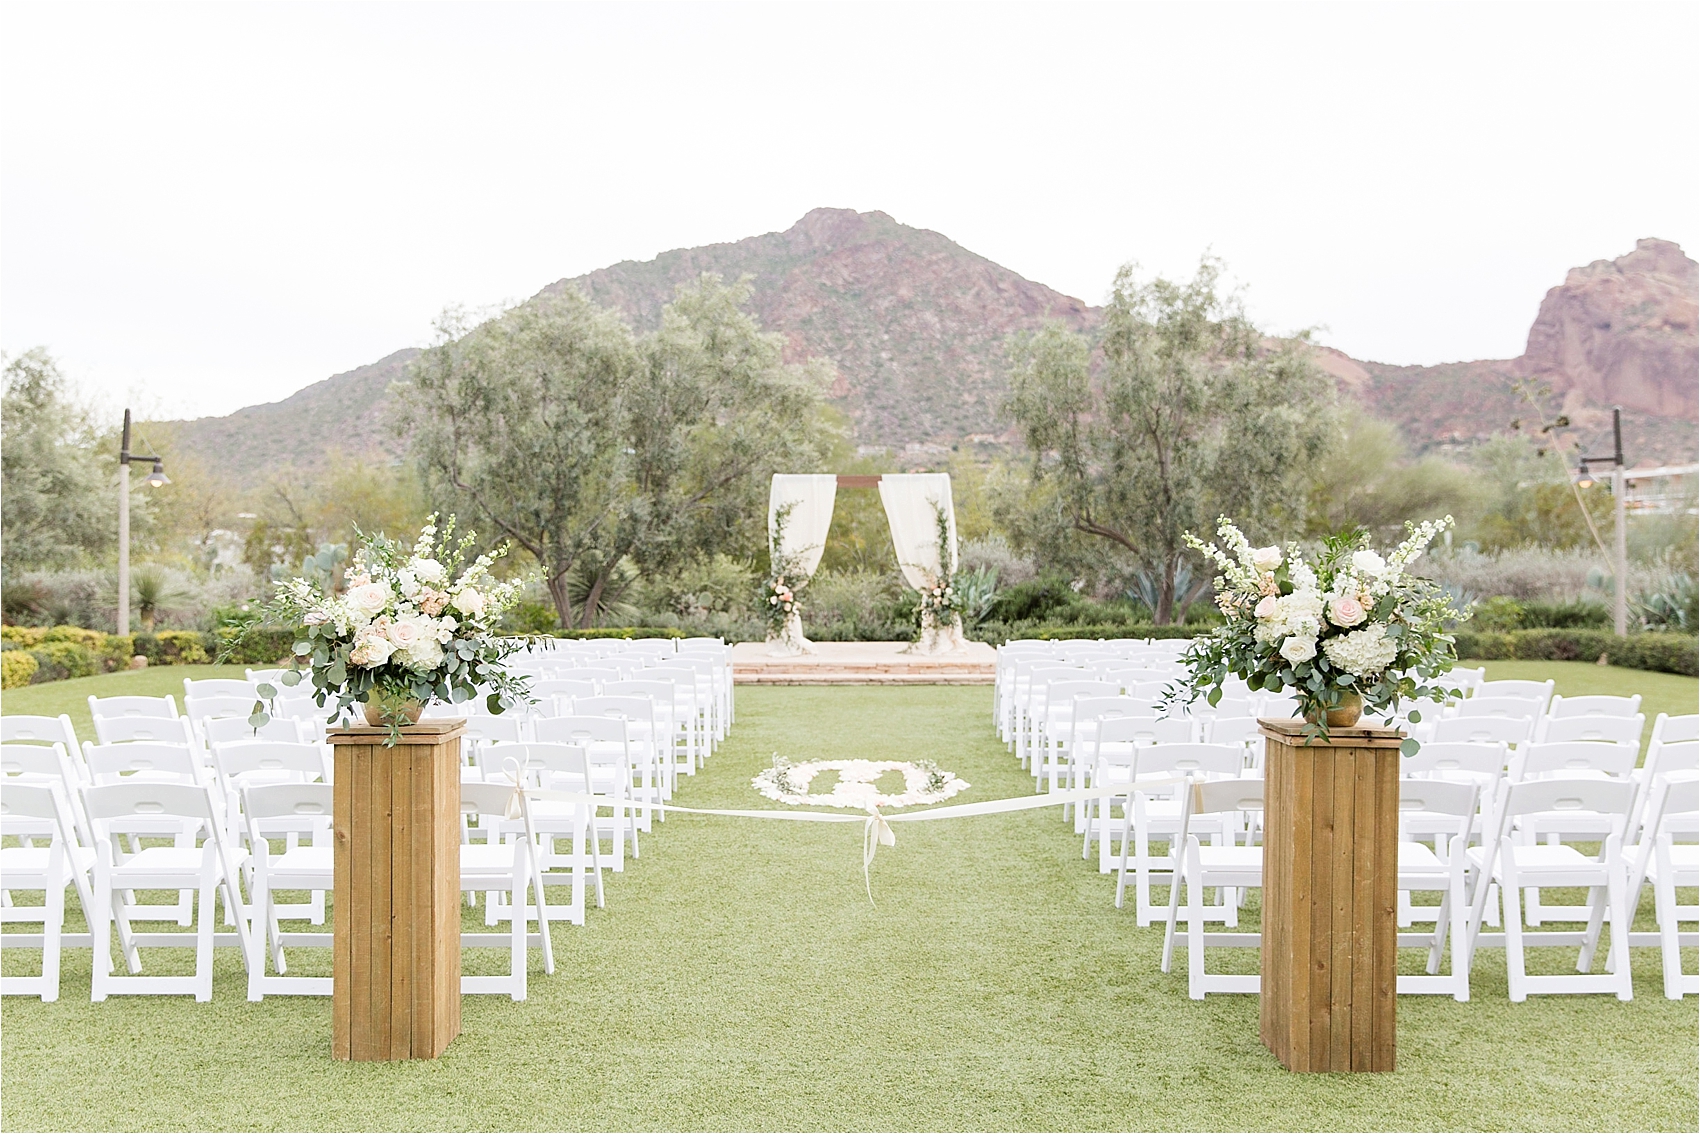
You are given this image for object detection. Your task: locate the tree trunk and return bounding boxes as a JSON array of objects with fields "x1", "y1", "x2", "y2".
[
  {"x1": 579, "y1": 573, "x2": 606, "y2": 630},
  {"x1": 1155, "y1": 556, "x2": 1177, "y2": 625},
  {"x1": 545, "y1": 572, "x2": 574, "y2": 631}
]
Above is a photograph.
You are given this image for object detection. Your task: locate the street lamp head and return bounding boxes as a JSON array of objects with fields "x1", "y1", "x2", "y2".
[
  {"x1": 1576, "y1": 458, "x2": 1594, "y2": 489},
  {"x1": 145, "y1": 460, "x2": 170, "y2": 488}
]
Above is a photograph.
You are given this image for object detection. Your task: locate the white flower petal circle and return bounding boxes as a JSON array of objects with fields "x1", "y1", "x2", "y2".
[{"x1": 752, "y1": 759, "x2": 970, "y2": 809}]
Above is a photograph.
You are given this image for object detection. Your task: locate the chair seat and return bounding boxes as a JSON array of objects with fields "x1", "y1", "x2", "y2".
[
  {"x1": 272, "y1": 847, "x2": 332, "y2": 872},
  {"x1": 1194, "y1": 846, "x2": 1263, "y2": 872},
  {"x1": 1471, "y1": 842, "x2": 1610, "y2": 883},
  {"x1": 0, "y1": 844, "x2": 96, "y2": 878}
]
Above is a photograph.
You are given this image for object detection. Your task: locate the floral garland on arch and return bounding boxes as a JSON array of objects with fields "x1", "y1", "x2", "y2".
[
  {"x1": 246, "y1": 515, "x2": 535, "y2": 743},
  {"x1": 754, "y1": 756, "x2": 970, "y2": 809},
  {"x1": 911, "y1": 502, "x2": 963, "y2": 627},
  {"x1": 1170, "y1": 516, "x2": 1465, "y2": 750},
  {"x1": 761, "y1": 502, "x2": 811, "y2": 639}
]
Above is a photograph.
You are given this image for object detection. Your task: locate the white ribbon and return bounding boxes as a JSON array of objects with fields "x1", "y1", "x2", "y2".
[{"x1": 495, "y1": 776, "x2": 1197, "y2": 905}]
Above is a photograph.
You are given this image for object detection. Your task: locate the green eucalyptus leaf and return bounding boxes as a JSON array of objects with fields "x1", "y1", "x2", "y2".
[
  {"x1": 256, "y1": 682, "x2": 277, "y2": 699},
  {"x1": 1400, "y1": 737, "x2": 1421, "y2": 757}
]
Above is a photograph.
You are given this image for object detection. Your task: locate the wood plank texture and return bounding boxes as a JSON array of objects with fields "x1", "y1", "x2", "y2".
[
  {"x1": 1258, "y1": 720, "x2": 1401, "y2": 1073},
  {"x1": 330, "y1": 721, "x2": 464, "y2": 1061}
]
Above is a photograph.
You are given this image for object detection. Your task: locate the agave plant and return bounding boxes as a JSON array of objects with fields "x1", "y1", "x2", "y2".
[
  {"x1": 952, "y1": 565, "x2": 1001, "y2": 628},
  {"x1": 129, "y1": 565, "x2": 193, "y2": 631},
  {"x1": 1633, "y1": 571, "x2": 1697, "y2": 631}
]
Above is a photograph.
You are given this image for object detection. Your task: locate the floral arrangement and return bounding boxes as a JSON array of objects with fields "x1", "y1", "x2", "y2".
[
  {"x1": 753, "y1": 756, "x2": 970, "y2": 809},
  {"x1": 1173, "y1": 516, "x2": 1465, "y2": 749},
  {"x1": 762, "y1": 503, "x2": 811, "y2": 637},
  {"x1": 911, "y1": 503, "x2": 961, "y2": 627},
  {"x1": 251, "y1": 515, "x2": 534, "y2": 739}
]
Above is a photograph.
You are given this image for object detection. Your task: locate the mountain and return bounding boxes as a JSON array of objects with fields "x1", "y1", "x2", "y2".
[
  {"x1": 544, "y1": 207, "x2": 1094, "y2": 446},
  {"x1": 158, "y1": 214, "x2": 1698, "y2": 484},
  {"x1": 1346, "y1": 237, "x2": 1698, "y2": 463}
]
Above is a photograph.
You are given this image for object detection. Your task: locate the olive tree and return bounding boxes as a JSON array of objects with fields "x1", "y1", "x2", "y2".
[
  {"x1": 1005, "y1": 258, "x2": 1336, "y2": 623},
  {"x1": 402, "y1": 275, "x2": 829, "y2": 628}
]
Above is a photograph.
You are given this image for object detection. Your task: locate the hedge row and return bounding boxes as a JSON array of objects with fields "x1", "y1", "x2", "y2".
[
  {"x1": 0, "y1": 623, "x2": 307, "y2": 687},
  {"x1": 1451, "y1": 629, "x2": 1698, "y2": 677},
  {"x1": 974, "y1": 623, "x2": 1202, "y2": 646}
]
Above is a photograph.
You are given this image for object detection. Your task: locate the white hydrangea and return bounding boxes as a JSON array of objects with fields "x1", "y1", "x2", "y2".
[
  {"x1": 1321, "y1": 622, "x2": 1400, "y2": 677},
  {"x1": 1254, "y1": 589, "x2": 1323, "y2": 645}
]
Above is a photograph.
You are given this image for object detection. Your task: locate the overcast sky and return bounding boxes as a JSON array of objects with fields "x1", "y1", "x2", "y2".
[{"x1": 3, "y1": 1, "x2": 1695, "y2": 421}]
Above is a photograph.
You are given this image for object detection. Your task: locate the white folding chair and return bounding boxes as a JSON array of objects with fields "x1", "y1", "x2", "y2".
[
  {"x1": 1, "y1": 715, "x2": 86, "y2": 783},
  {"x1": 1, "y1": 742, "x2": 94, "y2": 850},
  {"x1": 1107, "y1": 741, "x2": 1244, "y2": 915},
  {"x1": 1396, "y1": 778, "x2": 1479, "y2": 1000},
  {"x1": 1547, "y1": 693, "x2": 1642, "y2": 720},
  {"x1": 84, "y1": 781, "x2": 255, "y2": 1001},
  {"x1": 531, "y1": 716, "x2": 638, "y2": 868},
  {"x1": 1631, "y1": 740, "x2": 1699, "y2": 842},
  {"x1": 607, "y1": 678, "x2": 687, "y2": 794},
  {"x1": 242, "y1": 782, "x2": 334, "y2": 999},
  {"x1": 0, "y1": 781, "x2": 95, "y2": 1002},
  {"x1": 458, "y1": 781, "x2": 555, "y2": 999},
  {"x1": 88, "y1": 694, "x2": 179, "y2": 724},
  {"x1": 184, "y1": 678, "x2": 258, "y2": 701},
  {"x1": 484, "y1": 746, "x2": 603, "y2": 925},
  {"x1": 202, "y1": 716, "x2": 307, "y2": 747},
  {"x1": 1624, "y1": 775, "x2": 1699, "y2": 999},
  {"x1": 91, "y1": 714, "x2": 197, "y2": 750},
  {"x1": 1456, "y1": 697, "x2": 1541, "y2": 723},
  {"x1": 569, "y1": 696, "x2": 662, "y2": 830},
  {"x1": 1159, "y1": 777, "x2": 1266, "y2": 998},
  {"x1": 1465, "y1": 777, "x2": 1636, "y2": 1001},
  {"x1": 461, "y1": 715, "x2": 531, "y2": 781}
]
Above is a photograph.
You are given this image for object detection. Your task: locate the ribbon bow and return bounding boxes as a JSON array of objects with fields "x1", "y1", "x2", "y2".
[{"x1": 862, "y1": 805, "x2": 896, "y2": 906}]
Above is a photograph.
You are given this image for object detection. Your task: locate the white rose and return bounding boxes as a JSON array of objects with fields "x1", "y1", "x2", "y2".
[
  {"x1": 1279, "y1": 635, "x2": 1317, "y2": 664},
  {"x1": 1254, "y1": 594, "x2": 1279, "y2": 620},
  {"x1": 1351, "y1": 550, "x2": 1388, "y2": 577},
  {"x1": 1251, "y1": 546, "x2": 1283, "y2": 570},
  {"x1": 385, "y1": 614, "x2": 429, "y2": 651},
  {"x1": 345, "y1": 582, "x2": 392, "y2": 618},
  {"x1": 451, "y1": 588, "x2": 486, "y2": 617},
  {"x1": 412, "y1": 558, "x2": 447, "y2": 585}
]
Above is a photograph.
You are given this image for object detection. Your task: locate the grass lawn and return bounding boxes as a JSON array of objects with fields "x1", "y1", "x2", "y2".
[{"x1": 2, "y1": 670, "x2": 1697, "y2": 1130}]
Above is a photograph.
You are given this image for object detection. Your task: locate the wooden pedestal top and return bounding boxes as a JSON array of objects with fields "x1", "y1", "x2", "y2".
[
  {"x1": 327, "y1": 720, "x2": 467, "y2": 745},
  {"x1": 1257, "y1": 718, "x2": 1404, "y2": 748}
]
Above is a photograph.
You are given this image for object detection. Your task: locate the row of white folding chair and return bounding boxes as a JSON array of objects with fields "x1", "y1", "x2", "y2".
[
  {"x1": 479, "y1": 718, "x2": 644, "y2": 870},
  {"x1": 1089, "y1": 744, "x2": 1246, "y2": 911},
  {"x1": 1623, "y1": 774, "x2": 1700, "y2": 999}
]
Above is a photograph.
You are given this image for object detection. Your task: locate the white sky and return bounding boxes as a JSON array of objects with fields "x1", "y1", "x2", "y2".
[{"x1": 2, "y1": 1, "x2": 1695, "y2": 421}]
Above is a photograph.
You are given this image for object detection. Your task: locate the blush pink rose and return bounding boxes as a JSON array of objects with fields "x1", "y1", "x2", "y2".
[
  {"x1": 1328, "y1": 596, "x2": 1367, "y2": 628},
  {"x1": 1254, "y1": 594, "x2": 1280, "y2": 619}
]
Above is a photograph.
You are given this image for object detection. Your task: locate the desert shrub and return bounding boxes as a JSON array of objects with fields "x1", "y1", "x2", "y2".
[
  {"x1": 0, "y1": 566, "x2": 262, "y2": 633},
  {"x1": 547, "y1": 627, "x2": 685, "y2": 640},
  {"x1": 209, "y1": 626, "x2": 301, "y2": 666},
  {"x1": 986, "y1": 576, "x2": 1087, "y2": 624},
  {"x1": 28, "y1": 641, "x2": 98, "y2": 681},
  {"x1": 1451, "y1": 628, "x2": 1697, "y2": 676},
  {"x1": 959, "y1": 535, "x2": 1036, "y2": 587},
  {"x1": 1, "y1": 625, "x2": 47, "y2": 647},
  {"x1": 1, "y1": 649, "x2": 39, "y2": 688},
  {"x1": 1417, "y1": 546, "x2": 1668, "y2": 604},
  {"x1": 501, "y1": 600, "x2": 561, "y2": 635}
]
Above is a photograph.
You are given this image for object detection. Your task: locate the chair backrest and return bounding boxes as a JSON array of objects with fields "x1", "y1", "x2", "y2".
[
  {"x1": 572, "y1": 695, "x2": 655, "y2": 723},
  {"x1": 0, "y1": 779, "x2": 78, "y2": 830},
  {"x1": 463, "y1": 715, "x2": 528, "y2": 747},
  {"x1": 1182, "y1": 779, "x2": 1267, "y2": 831},
  {"x1": 92, "y1": 715, "x2": 197, "y2": 747},
  {"x1": 1398, "y1": 778, "x2": 1479, "y2": 846},
  {"x1": 1538, "y1": 714, "x2": 1643, "y2": 746},
  {"x1": 1514, "y1": 740, "x2": 1638, "y2": 781},
  {"x1": 83, "y1": 781, "x2": 216, "y2": 825},
  {"x1": 183, "y1": 694, "x2": 257, "y2": 722},
  {"x1": 1455, "y1": 697, "x2": 1541, "y2": 722},
  {"x1": 1129, "y1": 743, "x2": 1245, "y2": 778},
  {"x1": 1206, "y1": 717, "x2": 1262, "y2": 747},
  {"x1": 1259, "y1": 694, "x2": 1301, "y2": 718},
  {"x1": 1045, "y1": 680, "x2": 1120, "y2": 708},
  {"x1": 184, "y1": 678, "x2": 257, "y2": 700},
  {"x1": 532, "y1": 715, "x2": 629, "y2": 747},
  {"x1": 83, "y1": 741, "x2": 203, "y2": 785},
  {"x1": 245, "y1": 668, "x2": 287, "y2": 684},
  {"x1": 459, "y1": 780, "x2": 516, "y2": 821},
  {"x1": 202, "y1": 716, "x2": 305, "y2": 746},
  {"x1": 1493, "y1": 777, "x2": 1634, "y2": 831},
  {"x1": 1435, "y1": 666, "x2": 1486, "y2": 697},
  {"x1": 0, "y1": 714, "x2": 81, "y2": 751},
  {"x1": 569, "y1": 668, "x2": 623, "y2": 685},
  {"x1": 242, "y1": 782, "x2": 333, "y2": 822},
  {"x1": 1096, "y1": 716, "x2": 1196, "y2": 747},
  {"x1": 497, "y1": 743, "x2": 596, "y2": 793},
  {"x1": 1640, "y1": 774, "x2": 1700, "y2": 842},
  {"x1": 1431, "y1": 716, "x2": 1534, "y2": 747},
  {"x1": 1, "y1": 741, "x2": 77, "y2": 780},
  {"x1": 1548, "y1": 694, "x2": 1641, "y2": 719},
  {"x1": 212, "y1": 741, "x2": 327, "y2": 784},
  {"x1": 1652, "y1": 713, "x2": 1700, "y2": 745},
  {"x1": 1071, "y1": 696, "x2": 1148, "y2": 725},
  {"x1": 533, "y1": 678, "x2": 600, "y2": 700},
  {"x1": 1401, "y1": 741, "x2": 1506, "y2": 781},
  {"x1": 88, "y1": 694, "x2": 179, "y2": 721},
  {"x1": 1476, "y1": 678, "x2": 1554, "y2": 704},
  {"x1": 606, "y1": 680, "x2": 676, "y2": 707}
]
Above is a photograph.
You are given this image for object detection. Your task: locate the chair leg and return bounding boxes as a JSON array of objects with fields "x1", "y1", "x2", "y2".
[
  {"x1": 1606, "y1": 850, "x2": 1633, "y2": 1002},
  {"x1": 41, "y1": 871, "x2": 64, "y2": 1004},
  {"x1": 1186, "y1": 843, "x2": 1206, "y2": 1000},
  {"x1": 1654, "y1": 842, "x2": 1684, "y2": 1000},
  {"x1": 194, "y1": 869, "x2": 217, "y2": 1003},
  {"x1": 1501, "y1": 843, "x2": 1527, "y2": 1003}
]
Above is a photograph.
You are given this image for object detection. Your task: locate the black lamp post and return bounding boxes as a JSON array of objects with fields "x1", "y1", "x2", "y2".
[
  {"x1": 118, "y1": 409, "x2": 169, "y2": 635},
  {"x1": 1574, "y1": 405, "x2": 1628, "y2": 637}
]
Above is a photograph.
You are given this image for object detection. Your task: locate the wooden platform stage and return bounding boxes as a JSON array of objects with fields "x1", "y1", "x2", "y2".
[{"x1": 730, "y1": 641, "x2": 997, "y2": 685}]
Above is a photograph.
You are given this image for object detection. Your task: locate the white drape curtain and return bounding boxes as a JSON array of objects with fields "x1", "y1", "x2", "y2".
[
  {"x1": 768, "y1": 474, "x2": 838, "y2": 576},
  {"x1": 877, "y1": 473, "x2": 957, "y2": 590}
]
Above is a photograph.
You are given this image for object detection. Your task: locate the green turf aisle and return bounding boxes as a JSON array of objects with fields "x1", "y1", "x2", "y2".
[{"x1": 2, "y1": 686, "x2": 1695, "y2": 1131}]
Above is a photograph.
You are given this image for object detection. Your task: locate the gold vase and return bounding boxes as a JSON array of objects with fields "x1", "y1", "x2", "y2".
[
  {"x1": 1304, "y1": 691, "x2": 1363, "y2": 728},
  {"x1": 363, "y1": 697, "x2": 424, "y2": 728}
]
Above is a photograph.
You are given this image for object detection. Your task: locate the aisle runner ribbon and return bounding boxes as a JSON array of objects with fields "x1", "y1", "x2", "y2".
[{"x1": 501, "y1": 767, "x2": 1195, "y2": 905}]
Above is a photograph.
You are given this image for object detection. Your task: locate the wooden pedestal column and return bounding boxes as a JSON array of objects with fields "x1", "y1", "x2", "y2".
[
  {"x1": 1258, "y1": 719, "x2": 1402, "y2": 1073},
  {"x1": 329, "y1": 720, "x2": 464, "y2": 1061}
]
